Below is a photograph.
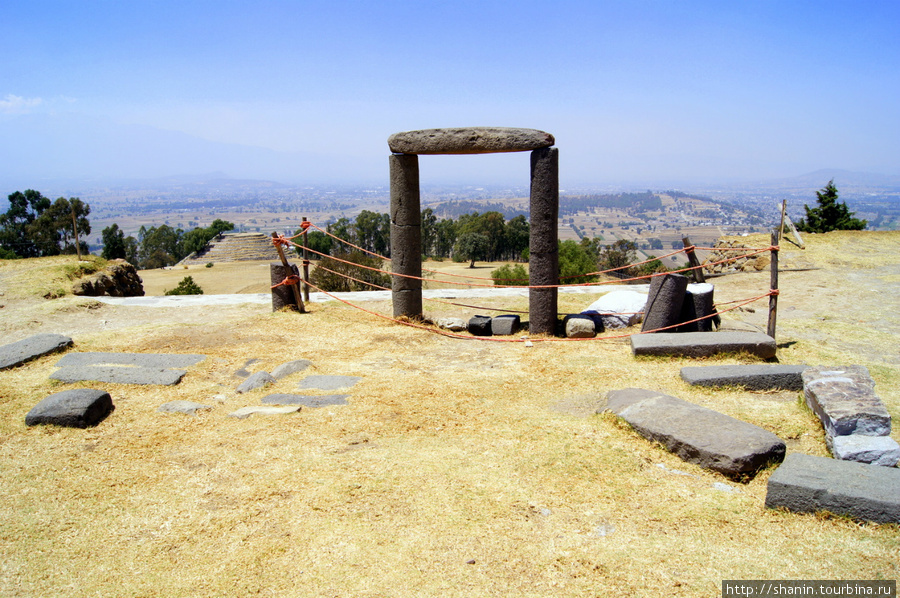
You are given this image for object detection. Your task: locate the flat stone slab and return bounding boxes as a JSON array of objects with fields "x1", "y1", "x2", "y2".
[
  {"x1": 0, "y1": 333, "x2": 73, "y2": 370},
  {"x1": 51, "y1": 352, "x2": 206, "y2": 385},
  {"x1": 262, "y1": 394, "x2": 349, "y2": 408},
  {"x1": 605, "y1": 388, "x2": 786, "y2": 478},
  {"x1": 271, "y1": 359, "x2": 312, "y2": 380},
  {"x1": 680, "y1": 364, "x2": 808, "y2": 390},
  {"x1": 388, "y1": 127, "x2": 554, "y2": 155},
  {"x1": 765, "y1": 453, "x2": 900, "y2": 523},
  {"x1": 831, "y1": 434, "x2": 900, "y2": 467},
  {"x1": 298, "y1": 375, "x2": 362, "y2": 391},
  {"x1": 236, "y1": 371, "x2": 276, "y2": 393},
  {"x1": 630, "y1": 331, "x2": 776, "y2": 359},
  {"x1": 228, "y1": 405, "x2": 301, "y2": 419},
  {"x1": 55, "y1": 352, "x2": 206, "y2": 369},
  {"x1": 25, "y1": 389, "x2": 113, "y2": 428},
  {"x1": 157, "y1": 401, "x2": 213, "y2": 416},
  {"x1": 802, "y1": 365, "x2": 891, "y2": 439}
]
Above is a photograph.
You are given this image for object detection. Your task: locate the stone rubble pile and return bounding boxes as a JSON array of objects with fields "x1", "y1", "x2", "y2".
[
  {"x1": 702, "y1": 240, "x2": 770, "y2": 275},
  {"x1": 72, "y1": 259, "x2": 144, "y2": 297}
]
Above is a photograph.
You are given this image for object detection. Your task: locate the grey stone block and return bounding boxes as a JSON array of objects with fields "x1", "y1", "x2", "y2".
[
  {"x1": 680, "y1": 364, "x2": 808, "y2": 390},
  {"x1": 641, "y1": 273, "x2": 689, "y2": 333},
  {"x1": 802, "y1": 365, "x2": 891, "y2": 439},
  {"x1": 262, "y1": 394, "x2": 349, "y2": 408},
  {"x1": 831, "y1": 435, "x2": 900, "y2": 467},
  {"x1": 157, "y1": 401, "x2": 212, "y2": 416},
  {"x1": 605, "y1": 388, "x2": 785, "y2": 478},
  {"x1": 51, "y1": 365, "x2": 188, "y2": 386},
  {"x1": 630, "y1": 331, "x2": 777, "y2": 359},
  {"x1": 491, "y1": 314, "x2": 521, "y2": 336},
  {"x1": 388, "y1": 127, "x2": 554, "y2": 155},
  {"x1": 297, "y1": 375, "x2": 362, "y2": 391},
  {"x1": 468, "y1": 315, "x2": 492, "y2": 337},
  {"x1": 236, "y1": 371, "x2": 276, "y2": 393},
  {"x1": 765, "y1": 453, "x2": 900, "y2": 523},
  {"x1": 55, "y1": 352, "x2": 205, "y2": 369},
  {"x1": 25, "y1": 389, "x2": 113, "y2": 428},
  {"x1": 563, "y1": 314, "x2": 596, "y2": 338},
  {"x1": 271, "y1": 359, "x2": 312, "y2": 380},
  {"x1": 0, "y1": 333, "x2": 73, "y2": 370}
]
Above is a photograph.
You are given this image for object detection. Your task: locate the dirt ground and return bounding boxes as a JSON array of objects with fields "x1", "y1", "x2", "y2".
[{"x1": 1, "y1": 230, "x2": 898, "y2": 597}]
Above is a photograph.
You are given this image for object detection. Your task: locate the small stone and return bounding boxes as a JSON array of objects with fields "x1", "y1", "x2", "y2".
[
  {"x1": 297, "y1": 375, "x2": 362, "y2": 391},
  {"x1": 25, "y1": 389, "x2": 114, "y2": 428},
  {"x1": 437, "y1": 317, "x2": 467, "y2": 332},
  {"x1": 157, "y1": 401, "x2": 212, "y2": 416},
  {"x1": 228, "y1": 405, "x2": 301, "y2": 419},
  {"x1": 491, "y1": 314, "x2": 521, "y2": 336},
  {"x1": 236, "y1": 371, "x2": 276, "y2": 393},
  {"x1": 271, "y1": 359, "x2": 312, "y2": 380},
  {"x1": 564, "y1": 314, "x2": 596, "y2": 338}
]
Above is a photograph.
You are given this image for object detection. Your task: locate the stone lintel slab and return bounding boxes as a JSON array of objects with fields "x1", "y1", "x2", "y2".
[
  {"x1": 765, "y1": 453, "x2": 900, "y2": 523},
  {"x1": 802, "y1": 365, "x2": 891, "y2": 438},
  {"x1": 630, "y1": 331, "x2": 776, "y2": 359},
  {"x1": 0, "y1": 333, "x2": 73, "y2": 370},
  {"x1": 388, "y1": 127, "x2": 554, "y2": 155},
  {"x1": 51, "y1": 365, "x2": 188, "y2": 386},
  {"x1": 25, "y1": 389, "x2": 114, "y2": 428},
  {"x1": 605, "y1": 388, "x2": 786, "y2": 478},
  {"x1": 680, "y1": 364, "x2": 808, "y2": 390},
  {"x1": 55, "y1": 352, "x2": 206, "y2": 369}
]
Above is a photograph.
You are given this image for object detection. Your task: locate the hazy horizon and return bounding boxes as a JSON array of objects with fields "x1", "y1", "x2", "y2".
[{"x1": 2, "y1": 1, "x2": 898, "y2": 188}]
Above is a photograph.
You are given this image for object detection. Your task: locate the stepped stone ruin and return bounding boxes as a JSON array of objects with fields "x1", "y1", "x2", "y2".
[{"x1": 178, "y1": 232, "x2": 282, "y2": 265}]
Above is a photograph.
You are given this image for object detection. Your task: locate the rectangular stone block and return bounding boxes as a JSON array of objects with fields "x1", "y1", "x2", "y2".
[
  {"x1": 51, "y1": 365, "x2": 188, "y2": 386},
  {"x1": 802, "y1": 365, "x2": 891, "y2": 439},
  {"x1": 26, "y1": 389, "x2": 113, "y2": 428},
  {"x1": 605, "y1": 388, "x2": 786, "y2": 478},
  {"x1": 491, "y1": 314, "x2": 521, "y2": 336},
  {"x1": 0, "y1": 333, "x2": 73, "y2": 370},
  {"x1": 680, "y1": 364, "x2": 808, "y2": 390},
  {"x1": 765, "y1": 453, "x2": 900, "y2": 523},
  {"x1": 630, "y1": 331, "x2": 776, "y2": 359}
]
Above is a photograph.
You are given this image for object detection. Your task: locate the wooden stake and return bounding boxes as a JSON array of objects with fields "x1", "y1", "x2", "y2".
[
  {"x1": 271, "y1": 231, "x2": 305, "y2": 313},
  {"x1": 778, "y1": 200, "x2": 787, "y2": 243},
  {"x1": 682, "y1": 236, "x2": 706, "y2": 283},
  {"x1": 767, "y1": 230, "x2": 779, "y2": 340},
  {"x1": 301, "y1": 217, "x2": 310, "y2": 302},
  {"x1": 70, "y1": 202, "x2": 82, "y2": 261}
]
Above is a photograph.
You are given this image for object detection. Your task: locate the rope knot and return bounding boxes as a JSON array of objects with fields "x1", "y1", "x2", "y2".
[{"x1": 271, "y1": 275, "x2": 301, "y2": 289}]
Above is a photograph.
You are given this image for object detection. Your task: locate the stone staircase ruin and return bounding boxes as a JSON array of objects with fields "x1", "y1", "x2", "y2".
[{"x1": 177, "y1": 232, "x2": 282, "y2": 265}]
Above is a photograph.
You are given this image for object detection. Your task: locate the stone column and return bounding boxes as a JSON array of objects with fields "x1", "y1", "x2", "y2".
[
  {"x1": 529, "y1": 147, "x2": 559, "y2": 335},
  {"x1": 270, "y1": 263, "x2": 300, "y2": 312},
  {"x1": 641, "y1": 272, "x2": 689, "y2": 332},
  {"x1": 389, "y1": 153, "x2": 423, "y2": 318}
]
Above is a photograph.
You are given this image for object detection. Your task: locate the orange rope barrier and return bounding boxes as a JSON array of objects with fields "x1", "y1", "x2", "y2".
[{"x1": 270, "y1": 274, "x2": 301, "y2": 289}]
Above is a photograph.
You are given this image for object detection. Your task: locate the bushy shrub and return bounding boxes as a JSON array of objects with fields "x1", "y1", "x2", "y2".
[
  {"x1": 165, "y1": 276, "x2": 204, "y2": 295},
  {"x1": 491, "y1": 263, "x2": 529, "y2": 286}
]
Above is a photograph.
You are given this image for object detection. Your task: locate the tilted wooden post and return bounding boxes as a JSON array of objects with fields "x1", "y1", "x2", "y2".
[
  {"x1": 301, "y1": 217, "x2": 311, "y2": 302},
  {"x1": 271, "y1": 231, "x2": 306, "y2": 313},
  {"x1": 70, "y1": 203, "x2": 82, "y2": 261},
  {"x1": 767, "y1": 230, "x2": 779, "y2": 340},
  {"x1": 682, "y1": 236, "x2": 706, "y2": 283}
]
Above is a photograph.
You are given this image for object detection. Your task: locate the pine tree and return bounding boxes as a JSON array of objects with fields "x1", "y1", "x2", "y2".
[{"x1": 796, "y1": 180, "x2": 866, "y2": 233}]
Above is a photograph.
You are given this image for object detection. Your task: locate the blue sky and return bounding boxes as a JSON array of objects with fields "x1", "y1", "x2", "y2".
[{"x1": 2, "y1": 0, "x2": 898, "y2": 187}]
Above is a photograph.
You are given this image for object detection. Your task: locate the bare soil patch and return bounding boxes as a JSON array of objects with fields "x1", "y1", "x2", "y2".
[{"x1": 1, "y1": 231, "x2": 898, "y2": 597}]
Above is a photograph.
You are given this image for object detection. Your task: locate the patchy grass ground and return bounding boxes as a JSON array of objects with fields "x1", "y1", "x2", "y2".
[{"x1": 0, "y1": 230, "x2": 898, "y2": 597}]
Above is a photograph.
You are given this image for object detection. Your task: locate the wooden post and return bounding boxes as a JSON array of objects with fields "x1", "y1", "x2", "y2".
[
  {"x1": 70, "y1": 202, "x2": 82, "y2": 261},
  {"x1": 271, "y1": 231, "x2": 306, "y2": 313},
  {"x1": 682, "y1": 236, "x2": 706, "y2": 283},
  {"x1": 767, "y1": 230, "x2": 779, "y2": 340},
  {"x1": 778, "y1": 200, "x2": 787, "y2": 243},
  {"x1": 301, "y1": 217, "x2": 310, "y2": 302}
]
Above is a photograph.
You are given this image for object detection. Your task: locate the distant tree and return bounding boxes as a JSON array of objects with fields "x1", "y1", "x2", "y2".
[
  {"x1": 421, "y1": 208, "x2": 437, "y2": 256},
  {"x1": 101, "y1": 224, "x2": 128, "y2": 260},
  {"x1": 434, "y1": 218, "x2": 458, "y2": 258},
  {"x1": 599, "y1": 240, "x2": 638, "y2": 278},
  {"x1": 796, "y1": 180, "x2": 866, "y2": 233},
  {"x1": 0, "y1": 189, "x2": 52, "y2": 257},
  {"x1": 137, "y1": 225, "x2": 184, "y2": 269},
  {"x1": 309, "y1": 251, "x2": 391, "y2": 292},
  {"x1": 558, "y1": 240, "x2": 599, "y2": 284},
  {"x1": 504, "y1": 215, "x2": 530, "y2": 261},
  {"x1": 454, "y1": 232, "x2": 489, "y2": 268},
  {"x1": 301, "y1": 230, "x2": 333, "y2": 259},
  {"x1": 165, "y1": 275, "x2": 204, "y2": 295},
  {"x1": 182, "y1": 219, "x2": 234, "y2": 256}
]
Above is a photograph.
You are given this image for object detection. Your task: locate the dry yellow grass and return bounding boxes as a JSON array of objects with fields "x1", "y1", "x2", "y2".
[{"x1": 1, "y1": 230, "x2": 899, "y2": 597}]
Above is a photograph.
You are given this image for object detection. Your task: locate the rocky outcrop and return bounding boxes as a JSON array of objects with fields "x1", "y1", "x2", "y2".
[
  {"x1": 703, "y1": 240, "x2": 771, "y2": 275},
  {"x1": 72, "y1": 259, "x2": 144, "y2": 297}
]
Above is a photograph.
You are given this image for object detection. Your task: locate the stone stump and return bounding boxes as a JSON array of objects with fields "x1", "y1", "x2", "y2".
[
  {"x1": 270, "y1": 263, "x2": 301, "y2": 311},
  {"x1": 641, "y1": 273, "x2": 689, "y2": 333},
  {"x1": 677, "y1": 283, "x2": 716, "y2": 332}
]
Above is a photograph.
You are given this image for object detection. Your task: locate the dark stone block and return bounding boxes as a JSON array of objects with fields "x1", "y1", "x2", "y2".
[
  {"x1": 641, "y1": 273, "x2": 689, "y2": 333},
  {"x1": 631, "y1": 331, "x2": 777, "y2": 359},
  {"x1": 765, "y1": 453, "x2": 900, "y2": 523},
  {"x1": 676, "y1": 283, "x2": 716, "y2": 332},
  {"x1": 26, "y1": 389, "x2": 113, "y2": 428},
  {"x1": 0, "y1": 333, "x2": 73, "y2": 370},
  {"x1": 605, "y1": 388, "x2": 786, "y2": 478},
  {"x1": 491, "y1": 314, "x2": 521, "y2": 336},
  {"x1": 680, "y1": 364, "x2": 808, "y2": 390},
  {"x1": 468, "y1": 315, "x2": 493, "y2": 336}
]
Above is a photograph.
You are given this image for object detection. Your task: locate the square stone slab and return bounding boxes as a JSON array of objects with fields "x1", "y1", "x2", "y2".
[
  {"x1": 0, "y1": 333, "x2": 73, "y2": 370},
  {"x1": 25, "y1": 389, "x2": 113, "y2": 428},
  {"x1": 605, "y1": 388, "x2": 786, "y2": 478},
  {"x1": 262, "y1": 394, "x2": 349, "y2": 408},
  {"x1": 765, "y1": 453, "x2": 900, "y2": 523},
  {"x1": 51, "y1": 352, "x2": 206, "y2": 385}
]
